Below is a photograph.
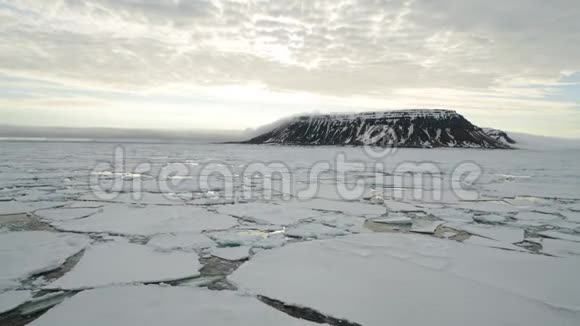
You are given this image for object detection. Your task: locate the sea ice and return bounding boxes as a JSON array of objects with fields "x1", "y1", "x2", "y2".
[
  {"x1": 28, "y1": 285, "x2": 315, "y2": 326},
  {"x1": 34, "y1": 207, "x2": 100, "y2": 221},
  {"x1": 147, "y1": 232, "x2": 215, "y2": 252},
  {"x1": 210, "y1": 246, "x2": 251, "y2": 261},
  {"x1": 287, "y1": 198, "x2": 386, "y2": 217},
  {"x1": 217, "y1": 202, "x2": 320, "y2": 225},
  {"x1": 285, "y1": 223, "x2": 348, "y2": 239},
  {"x1": 513, "y1": 211, "x2": 562, "y2": 227},
  {"x1": 457, "y1": 224, "x2": 524, "y2": 244},
  {"x1": 46, "y1": 241, "x2": 201, "y2": 290},
  {"x1": 0, "y1": 231, "x2": 90, "y2": 288},
  {"x1": 0, "y1": 290, "x2": 31, "y2": 314},
  {"x1": 54, "y1": 204, "x2": 238, "y2": 236},
  {"x1": 464, "y1": 236, "x2": 528, "y2": 252},
  {"x1": 529, "y1": 238, "x2": 580, "y2": 257},
  {"x1": 410, "y1": 220, "x2": 445, "y2": 234},
  {"x1": 370, "y1": 216, "x2": 413, "y2": 225},
  {"x1": 473, "y1": 214, "x2": 508, "y2": 224},
  {"x1": 538, "y1": 230, "x2": 580, "y2": 243},
  {"x1": 0, "y1": 201, "x2": 32, "y2": 215},
  {"x1": 450, "y1": 201, "x2": 518, "y2": 214},
  {"x1": 231, "y1": 233, "x2": 580, "y2": 326}
]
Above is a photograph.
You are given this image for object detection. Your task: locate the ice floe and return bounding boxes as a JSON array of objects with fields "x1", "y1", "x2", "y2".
[
  {"x1": 29, "y1": 285, "x2": 315, "y2": 326},
  {"x1": 210, "y1": 246, "x2": 251, "y2": 261},
  {"x1": 217, "y1": 202, "x2": 321, "y2": 225},
  {"x1": 34, "y1": 207, "x2": 100, "y2": 221},
  {"x1": 147, "y1": 232, "x2": 215, "y2": 252},
  {"x1": 53, "y1": 204, "x2": 238, "y2": 236},
  {"x1": 456, "y1": 224, "x2": 524, "y2": 244},
  {"x1": 0, "y1": 201, "x2": 32, "y2": 215},
  {"x1": 0, "y1": 231, "x2": 90, "y2": 289},
  {"x1": 231, "y1": 233, "x2": 580, "y2": 326},
  {"x1": 410, "y1": 220, "x2": 445, "y2": 234},
  {"x1": 538, "y1": 230, "x2": 580, "y2": 242},
  {"x1": 288, "y1": 198, "x2": 385, "y2": 217},
  {"x1": 285, "y1": 223, "x2": 348, "y2": 239},
  {"x1": 47, "y1": 241, "x2": 201, "y2": 290},
  {"x1": 0, "y1": 290, "x2": 31, "y2": 314}
]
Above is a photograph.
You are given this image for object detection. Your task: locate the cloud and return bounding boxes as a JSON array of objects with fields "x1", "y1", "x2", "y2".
[{"x1": 0, "y1": 0, "x2": 579, "y2": 136}]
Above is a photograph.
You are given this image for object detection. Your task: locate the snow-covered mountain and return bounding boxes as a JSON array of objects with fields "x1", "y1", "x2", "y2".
[
  {"x1": 482, "y1": 128, "x2": 516, "y2": 146},
  {"x1": 245, "y1": 109, "x2": 513, "y2": 149}
]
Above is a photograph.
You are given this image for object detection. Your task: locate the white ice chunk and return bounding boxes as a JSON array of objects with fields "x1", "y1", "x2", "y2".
[
  {"x1": 529, "y1": 238, "x2": 580, "y2": 257},
  {"x1": 207, "y1": 229, "x2": 270, "y2": 247},
  {"x1": 54, "y1": 204, "x2": 237, "y2": 236},
  {"x1": 538, "y1": 230, "x2": 580, "y2": 243},
  {"x1": 286, "y1": 223, "x2": 348, "y2": 239},
  {"x1": 458, "y1": 224, "x2": 524, "y2": 244},
  {"x1": 514, "y1": 211, "x2": 561, "y2": 226},
  {"x1": 464, "y1": 236, "x2": 528, "y2": 252},
  {"x1": 450, "y1": 201, "x2": 518, "y2": 213},
  {"x1": 211, "y1": 246, "x2": 251, "y2": 261},
  {"x1": 47, "y1": 241, "x2": 201, "y2": 290},
  {"x1": 370, "y1": 216, "x2": 412, "y2": 225},
  {"x1": 34, "y1": 207, "x2": 100, "y2": 221},
  {"x1": 217, "y1": 203, "x2": 320, "y2": 225},
  {"x1": 0, "y1": 201, "x2": 32, "y2": 215},
  {"x1": 473, "y1": 214, "x2": 508, "y2": 224},
  {"x1": 288, "y1": 198, "x2": 386, "y2": 217},
  {"x1": 0, "y1": 290, "x2": 31, "y2": 314},
  {"x1": 147, "y1": 233, "x2": 215, "y2": 252},
  {"x1": 231, "y1": 233, "x2": 580, "y2": 326},
  {"x1": 312, "y1": 214, "x2": 367, "y2": 233},
  {"x1": 410, "y1": 220, "x2": 444, "y2": 234},
  {"x1": 425, "y1": 207, "x2": 473, "y2": 223},
  {"x1": 0, "y1": 231, "x2": 90, "y2": 287},
  {"x1": 28, "y1": 285, "x2": 315, "y2": 326},
  {"x1": 383, "y1": 200, "x2": 424, "y2": 212}
]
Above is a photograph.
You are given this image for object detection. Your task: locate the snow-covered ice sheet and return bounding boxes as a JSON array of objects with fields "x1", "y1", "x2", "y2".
[
  {"x1": 0, "y1": 201, "x2": 32, "y2": 215},
  {"x1": 29, "y1": 285, "x2": 315, "y2": 326},
  {"x1": 464, "y1": 235, "x2": 528, "y2": 252},
  {"x1": 410, "y1": 220, "x2": 444, "y2": 234},
  {"x1": 312, "y1": 214, "x2": 367, "y2": 233},
  {"x1": 287, "y1": 198, "x2": 386, "y2": 217},
  {"x1": 383, "y1": 200, "x2": 424, "y2": 212},
  {"x1": 285, "y1": 223, "x2": 348, "y2": 239},
  {"x1": 370, "y1": 216, "x2": 412, "y2": 225},
  {"x1": 0, "y1": 231, "x2": 90, "y2": 288},
  {"x1": 231, "y1": 233, "x2": 580, "y2": 326},
  {"x1": 34, "y1": 207, "x2": 100, "y2": 221},
  {"x1": 449, "y1": 201, "x2": 519, "y2": 213},
  {"x1": 473, "y1": 214, "x2": 508, "y2": 224},
  {"x1": 455, "y1": 224, "x2": 524, "y2": 244},
  {"x1": 514, "y1": 211, "x2": 563, "y2": 226},
  {"x1": 47, "y1": 241, "x2": 201, "y2": 290},
  {"x1": 210, "y1": 246, "x2": 251, "y2": 261},
  {"x1": 217, "y1": 202, "x2": 321, "y2": 225},
  {"x1": 538, "y1": 230, "x2": 580, "y2": 243},
  {"x1": 54, "y1": 204, "x2": 238, "y2": 236},
  {"x1": 0, "y1": 290, "x2": 31, "y2": 314},
  {"x1": 147, "y1": 232, "x2": 215, "y2": 251},
  {"x1": 529, "y1": 237, "x2": 580, "y2": 257}
]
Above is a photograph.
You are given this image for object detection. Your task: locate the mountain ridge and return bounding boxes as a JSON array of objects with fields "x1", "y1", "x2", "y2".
[{"x1": 244, "y1": 109, "x2": 513, "y2": 149}]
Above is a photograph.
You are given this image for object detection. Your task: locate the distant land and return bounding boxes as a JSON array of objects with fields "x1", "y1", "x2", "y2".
[{"x1": 244, "y1": 109, "x2": 514, "y2": 149}]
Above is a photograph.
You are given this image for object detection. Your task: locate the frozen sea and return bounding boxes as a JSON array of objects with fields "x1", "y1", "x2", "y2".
[{"x1": 1, "y1": 139, "x2": 580, "y2": 325}]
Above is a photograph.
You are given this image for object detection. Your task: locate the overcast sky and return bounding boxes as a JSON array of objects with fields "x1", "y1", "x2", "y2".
[{"x1": 1, "y1": 0, "x2": 579, "y2": 137}]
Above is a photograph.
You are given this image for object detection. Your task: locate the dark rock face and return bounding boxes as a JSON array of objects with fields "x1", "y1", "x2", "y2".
[
  {"x1": 245, "y1": 110, "x2": 513, "y2": 149},
  {"x1": 482, "y1": 128, "x2": 517, "y2": 146}
]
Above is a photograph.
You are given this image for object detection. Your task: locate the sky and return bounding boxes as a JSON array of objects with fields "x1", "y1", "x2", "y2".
[{"x1": 0, "y1": 0, "x2": 579, "y2": 137}]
